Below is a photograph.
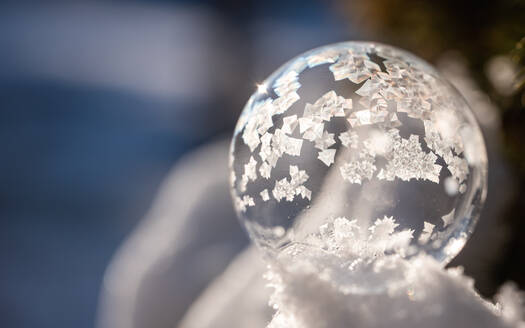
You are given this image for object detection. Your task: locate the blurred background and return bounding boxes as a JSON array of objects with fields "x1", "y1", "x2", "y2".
[{"x1": 0, "y1": 1, "x2": 523, "y2": 327}]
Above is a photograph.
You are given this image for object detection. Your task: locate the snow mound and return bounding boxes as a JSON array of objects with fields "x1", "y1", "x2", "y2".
[{"x1": 265, "y1": 217, "x2": 524, "y2": 328}]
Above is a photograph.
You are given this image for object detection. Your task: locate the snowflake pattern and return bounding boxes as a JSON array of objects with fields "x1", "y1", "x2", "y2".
[
  {"x1": 232, "y1": 43, "x2": 478, "y2": 244},
  {"x1": 340, "y1": 153, "x2": 376, "y2": 184},
  {"x1": 272, "y1": 165, "x2": 311, "y2": 202}
]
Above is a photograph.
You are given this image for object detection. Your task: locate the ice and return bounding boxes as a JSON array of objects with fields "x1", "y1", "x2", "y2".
[
  {"x1": 339, "y1": 131, "x2": 359, "y2": 149},
  {"x1": 260, "y1": 189, "x2": 270, "y2": 202},
  {"x1": 272, "y1": 165, "x2": 310, "y2": 202},
  {"x1": 317, "y1": 149, "x2": 337, "y2": 167},
  {"x1": 230, "y1": 42, "x2": 487, "y2": 266},
  {"x1": 340, "y1": 154, "x2": 377, "y2": 184}
]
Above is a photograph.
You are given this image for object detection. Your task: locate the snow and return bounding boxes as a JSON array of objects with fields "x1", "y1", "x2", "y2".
[{"x1": 266, "y1": 254, "x2": 524, "y2": 328}]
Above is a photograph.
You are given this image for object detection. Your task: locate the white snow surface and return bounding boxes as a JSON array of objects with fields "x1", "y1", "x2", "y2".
[
  {"x1": 266, "y1": 254, "x2": 524, "y2": 328},
  {"x1": 178, "y1": 245, "x2": 524, "y2": 328}
]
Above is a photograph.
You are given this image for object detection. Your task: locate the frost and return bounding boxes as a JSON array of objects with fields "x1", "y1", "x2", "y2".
[
  {"x1": 281, "y1": 115, "x2": 298, "y2": 134},
  {"x1": 332, "y1": 217, "x2": 360, "y2": 243},
  {"x1": 272, "y1": 129, "x2": 303, "y2": 157},
  {"x1": 231, "y1": 43, "x2": 481, "y2": 269},
  {"x1": 495, "y1": 283, "x2": 525, "y2": 325},
  {"x1": 367, "y1": 216, "x2": 414, "y2": 257},
  {"x1": 258, "y1": 216, "x2": 524, "y2": 328},
  {"x1": 239, "y1": 156, "x2": 258, "y2": 192},
  {"x1": 340, "y1": 153, "x2": 376, "y2": 184},
  {"x1": 314, "y1": 91, "x2": 351, "y2": 121},
  {"x1": 300, "y1": 119, "x2": 324, "y2": 142},
  {"x1": 338, "y1": 131, "x2": 359, "y2": 149},
  {"x1": 306, "y1": 48, "x2": 340, "y2": 68},
  {"x1": 244, "y1": 156, "x2": 257, "y2": 181},
  {"x1": 273, "y1": 92, "x2": 300, "y2": 115},
  {"x1": 377, "y1": 131, "x2": 441, "y2": 183},
  {"x1": 368, "y1": 216, "x2": 399, "y2": 238},
  {"x1": 243, "y1": 195, "x2": 255, "y2": 207},
  {"x1": 347, "y1": 109, "x2": 389, "y2": 127},
  {"x1": 317, "y1": 149, "x2": 337, "y2": 167},
  {"x1": 242, "y1": 125, "x2": 260, "y2": 153},
  {"x1": 259, "y1": 133, "x2": 274, "y2": 164},
  {"x1": 229, "y1": 171, "x2": 236, "y2": 188},
  {"x1": 264, "y1": 253, "x2": 525, "y2": 328},
  {"x1": 299, "y1": 91, "x2": 351, "y2": 151},
  {"x1": 443, "y1": 232, "x2": 467, "y2": 258},
  {"x1": 259, "y1": 162, "x2": 272, "y2": 179},
  {"x1": 187, "y1": 43, "x2": 493, "y2": 328},
  {"x1": 260, "y1": 189, "x2": 270, "y2": 202},
  {"x1": 442, "y1": 208, "x2": 455, "y2": 228},
  {"x1": 448, "y1": 156, "x2": 469, "y2": 185},
  {"x1": 308, "y1": 216, "x2": 414, "y2": 261},
  {"x1": 314, "y1": 131, "x2": 335, "y2": 150},
  {"x1": 444, "y1": 176, "x2": 459, "y2": 196},
  {"x1": 272, "y1": 165, "x2": 310, "y2": 202},
  {"x1": 273, "y1": 71, "x2": 300, "y2": 97},
  {"x1": 418, "y1": 221, "x2": 435, "y2": 244},
  {"x1": 240, "y1": 69, "x2": 302, "y2": 154},
  {"x1": 363, "y1": 130, "x2": 393, "y2": 156},
  {"x1": 257, "y1": 129, "x2": 303, "y2": 180},
  {"x1": 296, "y1": 185, "x2": 312, "y2": 201},
  {"x1": 273, "y1": 226, "x2": 286, "y2": 238},
  {"x1": 329, "y1": 51, "x2": 380, "y2": 83},
  {"x1": 241, "y1": 98, "x2": 274, "y2": 152},
  {"x1": 234, "y1": 195, "x2": 255, "y2": 213}
]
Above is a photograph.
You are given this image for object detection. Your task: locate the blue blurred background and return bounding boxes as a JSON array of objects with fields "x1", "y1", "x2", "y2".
[{"x1": 0, "y1": 1, "x2": 351, "y2": 327}]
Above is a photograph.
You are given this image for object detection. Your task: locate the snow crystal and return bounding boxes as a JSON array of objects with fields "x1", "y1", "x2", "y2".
[
  {"x1": 340, "y1": 153, "x2": 376, "y2": 184},
  {"x1": 418, "y1": 221, "x2": 435, "y2": 244},
  {"x1": 259, "y1": 162, "x2": 272, "y2": 179},
  {"x1": 244, "y1": 156, "x2": 257, "y2": 181},
  {"x1": 441, "y1": 208, "x2": 455, "y2": 228},
  {"x1": 306, "y1": 48, "x2": 340, "y2": 68},
  {"x1": 317, "y1": 149, "x2": 337, "y2": 167},
  {"x1": 314, "y1": 131, "x2": 336, "y2": 150},
  {"x1": 339, "y1": 131, "x2": 359, "y2": 149},
  {"x1": 234, "y1": 195, "x2": 255, "y2": 213},
  {"x1": 377, "y1": 131, "x2": 441, "y2": 183},
  {"x1": 272, "y1": 165, "x2": 310, "y2": 202},
  {"x1": 260, "y1": 189, "x2": 270, "y2": 202},
  {"x1": 281, "y1": 115, "x2": 298, "y2": 134}
]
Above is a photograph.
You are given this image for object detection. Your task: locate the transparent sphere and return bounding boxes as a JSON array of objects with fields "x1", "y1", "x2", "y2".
[{"x1": 229, "y1": 42, "x2": 487, "y2": 266}]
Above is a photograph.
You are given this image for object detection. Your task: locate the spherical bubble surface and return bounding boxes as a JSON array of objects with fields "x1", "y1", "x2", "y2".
[{"x1": 229, "y1": 42, "x2": 487, "y2": 267}]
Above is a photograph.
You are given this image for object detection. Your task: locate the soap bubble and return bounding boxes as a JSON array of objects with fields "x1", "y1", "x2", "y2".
[{"x1": 229, "y1": 42, "x2": 487, "y2": 270}]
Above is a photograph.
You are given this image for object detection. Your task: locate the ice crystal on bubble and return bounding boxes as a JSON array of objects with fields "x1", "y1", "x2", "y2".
[
  {"x1": 377, "y1": 132, "x2": 442, "y2": 183},
  {"x1": 340, "y1": 153, "x2": 377, "y2": 184},
  {"x1": 329, "y1": 51, "x2": 380, "y2": 84},
  {"x1": 272, "y1": 165, "x2": 311, "y2": 202},
  {"x1": 260, "y1": 189, "x2": 270, "y2": 202},
  {"x1": 259, "y1": 162, "x2": 272, "y2": 179},
  {"x1": 239, "y1": 156, "x2": 258, "y2": 192},
  {"x1": 281, "y1": 115, "x2": 298, "y2": 134},
  {"x1": 244, "y1": 156, "x2": 257, "y2": 181},
  {"x1": 306, "y1": 48, "x2": 340, "y2": 68},
  {"x1": 314, "y1": 131, "x2": 336, "y2": 150},
  {"x1": 305, "y1": 216, "x2": 414, "y2": 262},
  {"x1": 317, "y1": 149, "x2": 337, "y2": 167},
  {"x1": 234, "y1": 195, "x2": 255, "y2": 213},
  {"x1": 339, "y1": 131, "x2": 359, "y2": 149},
  {"x1": 418, "y1": 221, "x2": 436, "y2": 244},
  {"x1": 442, "y1": 208, "x2": 456, "y2": 228},
  {"x1": 230, "y1": 42, "x2": 487, "y2": 267},
  {"x1": 448, "y1": 156, "x2": 469, "y2": 185},
  {"x1": 273, "y1": 92, "x2": 300, "y2": 115}
]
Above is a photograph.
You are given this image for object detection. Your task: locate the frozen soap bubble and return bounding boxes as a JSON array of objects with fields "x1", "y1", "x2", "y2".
[{"x1": 229, "y1": 42, "x2": 487, "y2": 273}]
